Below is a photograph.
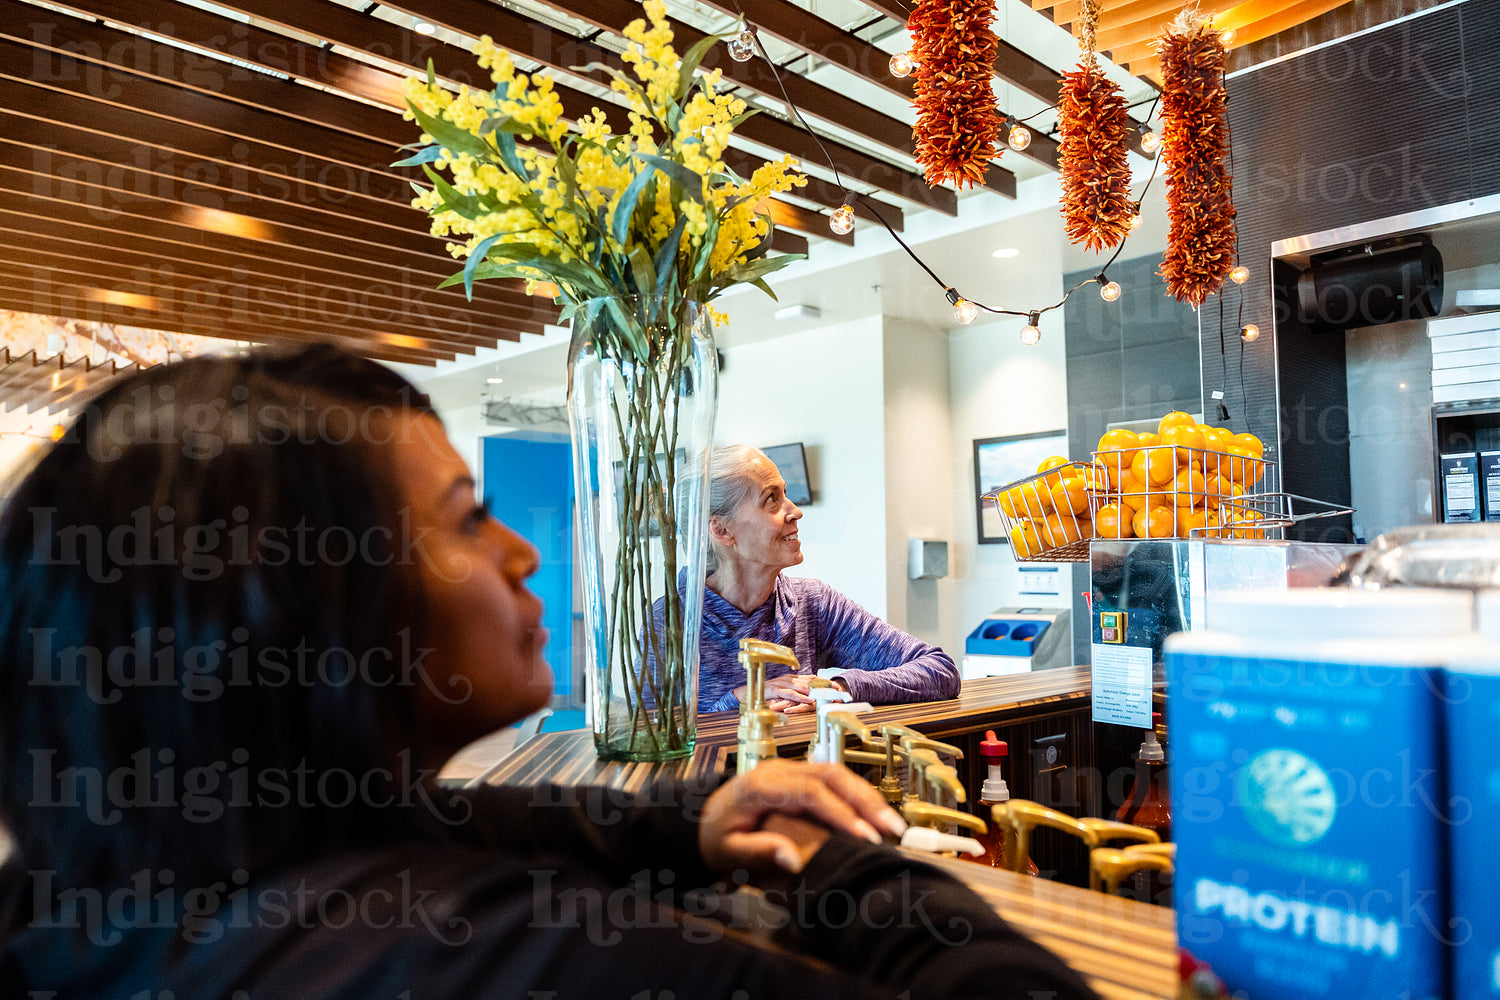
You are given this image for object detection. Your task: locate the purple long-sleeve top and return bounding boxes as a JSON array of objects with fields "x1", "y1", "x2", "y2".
[{"x1": 694, "y1": 574, "x2": 960, "y2": 712}]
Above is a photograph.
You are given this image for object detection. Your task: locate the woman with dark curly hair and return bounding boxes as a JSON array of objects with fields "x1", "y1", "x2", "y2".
[{"x1": 0, "y1": 343, "x2": 1094, "y2": 1000}]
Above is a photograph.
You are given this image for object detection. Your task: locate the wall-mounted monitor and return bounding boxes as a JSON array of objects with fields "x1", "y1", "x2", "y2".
[{"x1": 761, "y1": 442, "x2": 812, "y2": 506}]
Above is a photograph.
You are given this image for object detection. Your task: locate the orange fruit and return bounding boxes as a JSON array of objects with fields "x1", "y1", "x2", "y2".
[
  {"x1": 1051, "y1": 477, "x2": 1089, "y2": 515},
  {"x1": 1132, "y1": 505, "x2": 1177, "y2": 539},
  {"x1": 1136, "y1": 431, "x2": 1160, "y2": 448},
  {"x1": 1132, "y1": 446, "x2": 1178, "y2": 486},
  {"x1": 1158, "y1": 411, "x2": 1195, "y2": 436},
  {"x1": 1222, "y1": 444, "x2": 1255, "y2": 484},
  {"x1": 1080, "y1": 463, "x2": 1111, "y2": 492},
  {"x1": 1231, "y1": 432, "x2": 1264, "y2": 459},
  {"x1": 1096, "y1": 502, "x2": 1135, "y2": 538},
  {"x1": 1042, "y1": 514, "x2": 1084, "y2": 547},
  {"x1": 1160, "y1": 424, "x2": 1205, "y2": 464},
  {"x1": 1096, "y1": 428, "x2": 1140, "y2": 461},
  {"x1": 1178, "y1": 509, "x2": 1208, "y2": 537},
  {"x1": 1094, "y1": 452, "x2": 1131, "y2": 488},
  {"x1": 1200, "y1": 510, "x2": 1224, "y2": 538},
  {"x1": 1077, "y1": 518, "x2": 1095, "y2": 540},
  {"x1": 1172, "y1": 469, "x2": 1207, "y2": 508},
  {"x1": 1010, "y1": 519, "x2": 1041, "y2": 556},
  {"x1": 1200, "y1": 426, "x2": 1232, "y2": 448},
  {"x1": 1000, "y1": 482, "x2": 1051, "y2": 518},
  {"x1": 1203, "y1": 473, "x2": 1230, "y2": 502},
  {"x1": 1036, "y1": 455, "x2": 1073, "y2": 492}
]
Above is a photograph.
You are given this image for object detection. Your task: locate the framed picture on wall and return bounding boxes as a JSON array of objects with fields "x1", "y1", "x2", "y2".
[{"x1": 973, "y1": 430, "x2": 1069, "y2": 544}]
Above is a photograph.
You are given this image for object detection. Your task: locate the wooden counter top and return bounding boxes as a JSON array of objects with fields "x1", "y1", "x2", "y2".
[
  {"x1": 479, "y1": 666, "x2": 1092, "y2": 790},
  {"x1": 919, "y1": 854, "x2": 1179, "y2": 1000}
]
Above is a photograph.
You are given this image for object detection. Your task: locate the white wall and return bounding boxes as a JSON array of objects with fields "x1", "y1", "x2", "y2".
[
  {"x1": 946, "y1": 227, "x2": 1071, "y2": 653},
  {"x1": 715, "y1": 315, "x2": 889, "y2": 618},
  {"x1": 882, "y1": 318, "x2": 954, "y2": 648}
]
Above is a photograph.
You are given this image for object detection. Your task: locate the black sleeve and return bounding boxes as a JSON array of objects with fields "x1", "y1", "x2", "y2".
[{"x1": 431, "y1": 778, "x2": 723, "y2": 890}]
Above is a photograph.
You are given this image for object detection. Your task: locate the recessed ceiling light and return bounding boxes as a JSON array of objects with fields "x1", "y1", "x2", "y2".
[
  {"x1": 991, "y1": 247, "x2": 1020, "y2": 259},
  {"x1": 413, "y1": 20, "x2": 436, "y2": 35},
  {"x1": 486, "y1": 377, "x2": 504, "y2": 384}
]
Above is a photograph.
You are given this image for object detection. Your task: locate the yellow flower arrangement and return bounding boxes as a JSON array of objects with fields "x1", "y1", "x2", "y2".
[{"x1": 400, "y1": 1, "x2": 806, "y2": 350}]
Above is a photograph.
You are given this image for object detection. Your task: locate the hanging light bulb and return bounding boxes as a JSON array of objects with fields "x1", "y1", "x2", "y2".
[
  {"x1": 50, "y1": 423, "x2": 65, "y2": 442},
  {"x1": 1139, "y1": 129, "x2": 1160, "y2": 155},
  {"x1": 1127, "y1": 201, "x2": 1143, "y2": 230},
  {"x1": 829, "y1": 193, "x2": 857, "y2": 235},
  {"x1": 1007, "y1": 122, "x2": 1031, "y2": 152},
  {"x1": 889, "y1": 50, "x2": 915, "y2": 78},
  {"x1": 1240, "y1": 323, "x2": 1260, "y2": 343},
  {"x1": 1099, "y1": 279, "x2": 1122, "y2": 302},
  {"x1": 945, "y1": 287, "x2": 978, "y2": 325},
  {"x1": 1229, "y1": 264, "x2": 1250, "y2": 285},
  {"x1": 1020, "y1": 312, "x2": 1041, "y2": 345},
  {"x1": 1219, "y1": 27, "x2": 1237, "y2": 45},
  {"x1": 728, "y1": 26, "x2": 757, "y2": 62}
]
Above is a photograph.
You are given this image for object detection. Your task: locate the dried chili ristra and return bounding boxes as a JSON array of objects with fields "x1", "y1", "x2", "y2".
[
  {"x1": 910, "y1": 0, "x2": 1003, "y2": 190},
  {"x1": 1157, "y1": 8, "x2": 1236, "y2": 308},
  {"x1": 1058, "y1": 61, "x2": 1133, "y2": 253}
]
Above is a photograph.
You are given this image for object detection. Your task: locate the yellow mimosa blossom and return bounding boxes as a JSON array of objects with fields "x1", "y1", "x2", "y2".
[{"x1": 403, "y1": 1, "x2": 804, "y2": 330}]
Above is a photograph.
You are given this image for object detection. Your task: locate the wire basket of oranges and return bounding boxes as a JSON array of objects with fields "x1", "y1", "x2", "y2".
[
  {"x1": 981, "y1": 458, "x2": 1098, "y2": 562},
  {"x1": 1089, "y1": 414, "x2": 1350, "y2": 539}
]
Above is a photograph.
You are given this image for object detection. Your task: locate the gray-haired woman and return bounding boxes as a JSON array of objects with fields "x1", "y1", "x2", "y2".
[{"x1": 695, "y1": 445, "x2": 960, "y2": 713}]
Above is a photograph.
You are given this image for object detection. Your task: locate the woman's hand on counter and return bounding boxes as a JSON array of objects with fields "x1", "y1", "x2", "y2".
[
  {"x1": 698, "y1": 759, "x2": 907, "y2": 876},
  {"x1": 733, "y1": 673, "x2": 818, "y2": 712}
]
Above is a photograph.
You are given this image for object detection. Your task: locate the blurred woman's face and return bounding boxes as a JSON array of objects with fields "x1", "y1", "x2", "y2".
[
  {"x1": 713, "y1": 453, "x2": 804, "y2": 577},
  {"x1": 389, "y1": 414, "x2": 552, "y2": 756}
]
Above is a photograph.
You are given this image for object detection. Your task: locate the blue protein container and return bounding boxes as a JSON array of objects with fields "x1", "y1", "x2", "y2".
[
  {"x1": 1165, "y1": 588, "x2": 1473, "y2": 1000},
  {"x1": 1444, "y1": 591, "x2": 1500, "y2": 997}
]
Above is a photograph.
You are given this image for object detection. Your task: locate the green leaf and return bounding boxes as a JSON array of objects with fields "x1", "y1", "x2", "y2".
[
  {"x1": 727, "y1": 108, "x2": 760, "y2": 127},
  {"x1": 635, "y1": 153, "x2": 705, "y2": 203},
  {"x1": 392, "y1": 145, "x2": 444, "y2": 168},
  {"x1": 676, "y1": 33, "x2": 725, "y2": 103},
  {"x1": 627, "y1": 244, "x2": 657, "y2": 309},
  {"x1": 425, "y1": 58, "x2": 436, "y2": 88},
  {"x1": 612, "y1": 165, "x2": 658, "y2": 248},
  {"x1": 478, "y1": 114, "x2": 539, "y2": 138},
  {"x1": 406, "y1": 101, "x2": 490, "y2": 161},
  {"x1": 717, "y1": 252, "x2": 802, "y2": 290},
  {"x1": 601, "y1": 295, "x2": 650, "y2": 359},
  {"x1": 421, "y1": 163, "x2": 482, "y2": 219},
  {"x1": 653, "y1": 212, "x2": 688, "y2": 306},
  {"x1": 462, "y1": 234, "x2": 502, "y2": 300},
  {"x1": 750, "y1": 277, "x2": 777, "y2": 301},
  {"x1": 492, "y1": 131, "x2": 529, "y2": 180}
]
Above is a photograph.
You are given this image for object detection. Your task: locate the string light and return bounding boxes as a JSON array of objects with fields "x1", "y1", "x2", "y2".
[
  {"x1": 1219, "y1": 27, "x2": 1237, "y2": 45},
  {"x1": 1229, "y1": 264, "x2": 1250, "y2": 284},
  {"x1": 1098, "y1": 275, "x2": 1121, "y2": 302},
  {"x1": 50, "y1": 423, "x2": 65, "y2": 442},
  {"x1": 728, "y1": 25, "x2": 757, "y2": 62},
  {"x1": 1007, "y1": 118, "x2": 1032, "y2": 152},
  {"x1": 1138, "y1": 128, "x2": 1160, "y2": 155},
  {"x1": 1020, "y1": 312, "x2": 1042, "y2": 345},
  {"x1": 1240, "y1": 323, "x2": 1260, "y2": 342},
  {"x1": 946, "y1": 288, "x2": 979, "y2": 325},
  {"x1": 889, "y1": 50, "x2": 915, "y2": 78},
  {"x1": 829, "y1": 192, "x2": 857, "y2": 235},
  {"x1": 735, "y1": 29, "x2": 1174, "y2": 337}
]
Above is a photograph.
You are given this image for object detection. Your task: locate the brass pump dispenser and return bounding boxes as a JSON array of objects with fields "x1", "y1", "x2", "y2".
[{"x1": 735, "y1": 638, "x2": 798, "y2": 775}]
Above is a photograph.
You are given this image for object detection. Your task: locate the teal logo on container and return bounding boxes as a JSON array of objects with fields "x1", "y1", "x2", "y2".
[{"x1": 1237, "y1": 748, "x2": 1337, "y2": 846}]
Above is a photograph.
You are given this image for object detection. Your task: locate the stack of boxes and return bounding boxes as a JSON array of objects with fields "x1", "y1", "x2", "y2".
[{"x1": 1166, "y1": 588, "x2": 1498, "y2": 999}]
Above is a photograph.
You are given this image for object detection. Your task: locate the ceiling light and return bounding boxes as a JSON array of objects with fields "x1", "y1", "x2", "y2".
[
  {"x1": 991, "y1": 248, "x2": 1020, "y2": 259},
  {"x1": 413, "y1": 20, "x2": 436, "y2": 35},
  {"x1": 486, "y1": 377, "x2": 504, "y2": 384},
  {"x1": 774, "y1": 303, "x2": 821, "y2": 322}
]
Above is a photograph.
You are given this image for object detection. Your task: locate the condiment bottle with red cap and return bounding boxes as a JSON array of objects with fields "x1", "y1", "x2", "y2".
[{"x1": 966, "y1": 730, "x2": 1038, "y2": 874}]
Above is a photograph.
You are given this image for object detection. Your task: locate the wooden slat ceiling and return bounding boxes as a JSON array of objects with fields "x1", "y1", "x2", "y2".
[
  {"x1": 0, "y1": 0, "x2": 1351, "y2": 364},
  {"x1": 1030, "y1": 0, "x2": 1358, "y2": 79}
]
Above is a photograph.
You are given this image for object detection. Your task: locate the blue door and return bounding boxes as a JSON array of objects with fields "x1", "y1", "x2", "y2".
[{"x1": 482, "y1": 434, "x2": 575, "y2": 703}]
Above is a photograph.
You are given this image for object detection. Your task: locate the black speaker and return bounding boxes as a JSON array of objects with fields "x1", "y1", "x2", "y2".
[{"x1": 1296, "y1": 238, "x2": 1442, "y2": 332}]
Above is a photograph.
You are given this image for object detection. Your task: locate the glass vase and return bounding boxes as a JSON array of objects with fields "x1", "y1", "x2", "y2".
[{"x1": 566, "y1": 297, "x2": 717, "y2": 761}]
